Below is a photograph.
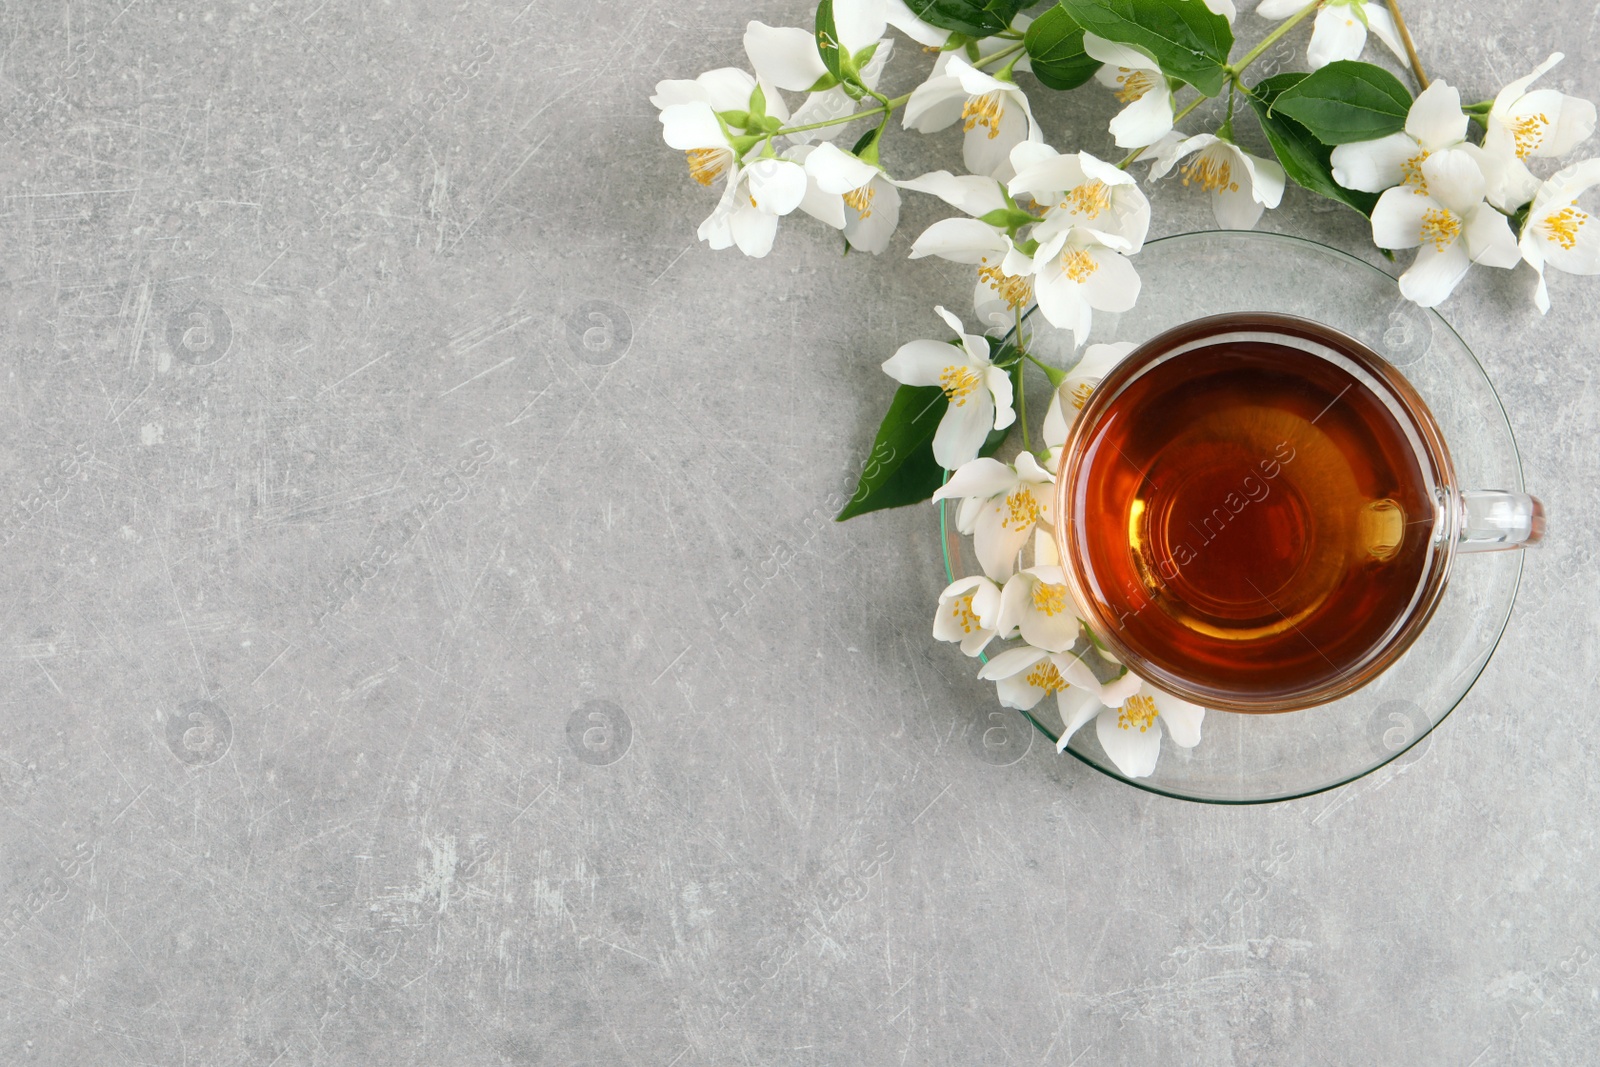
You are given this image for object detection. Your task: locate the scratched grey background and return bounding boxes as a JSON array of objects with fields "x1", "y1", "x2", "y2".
[{"x1": 0, "y1": 0, "x2": 1594, "y2": 1064}]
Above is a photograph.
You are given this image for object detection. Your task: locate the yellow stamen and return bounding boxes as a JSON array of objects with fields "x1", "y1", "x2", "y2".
[
  {"x1": 843, "y1": 184, "x2": 875, "y2": 219},
  {"x1": 962, "y1": 92, "x2": 1004, "y2": 140},
  {"x1": 977, "y1": 263, "x2": 1033, "y2": 310},
  {"x1": 1113, "y1": 69, "x2": 1155, "y2": 104},
  {"x1": 1060, "y1": 247, "x2": 1098, "y2": 283},
  {"x1": 1509, "y1": 112, "x2": 1550, "y2": 159},
  {"x1": 1180, "y1": 152, "x2": 1240, "y2": 194},
  {"x1": 1002, "y1": 488, "x2": 1041, "y2": 530},
  {"x1": 1025, "y1": 660, "x2": 1068, "y2": 695},
  {"x1": 1030, "y1": 582, "x2": 1071, "y2": 617},
  {"x1": 939, "y1": 365, "x2": 981, "y2": 406},
  {"x1": 1419, "y1": 207, "x2": 1460, "y2": 251},
  {"x1": 952, "y1": 593, "x2": 983, "y2": 635},
  {"x1": 1401, "y1": 150, "x2": 1430, "y2": 195},
  {"x1": 1069, "y1": 381, "x2": 1095, "y2": 411},
  {"x1": 1061, "y1": 180, "x2": 1111, "y2": 218},
  {"x1": 1117, "y1": 693, "x2": 1158, "y2": 732},
  {"x1": 686, "y1": 148, "x2": 728, "y2": 187},
  {"x1": 1543, "y1": 201, "x2": 1588, "y2": 250}
]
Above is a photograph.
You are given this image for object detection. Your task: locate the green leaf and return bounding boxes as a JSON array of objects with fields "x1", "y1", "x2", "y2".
[
  {"x1": 979, "y1": 207, "x2": 1042, "y2": 230},
  {"x1": 1023, "y1": 4, "x2": 1101, "y2": 91},
  {"x1": 837, "y1": 344, "x2": 1016, "y2": 521},
  {"x1": 850, "y1": 122, "x2": 886, "y2": 165},
  {"x1": 816, "y1": 0, "x2": 844, "y2": 81},
  {"x1": 1246, "y1": 73, "x2": 1379, "y2": 217},
  {"x1": 1270, "y1": 60, "x2": 1412, "y2": 144},
  {"x1": 904, "y1": 0, "x2": 1030, "y2": 38},
  {"x1": 747, "y1": 84, "x2": 767, "y2": 120},
  {"x1": 1058, "y1": 0, "x2": 1232, "y2": 97}
]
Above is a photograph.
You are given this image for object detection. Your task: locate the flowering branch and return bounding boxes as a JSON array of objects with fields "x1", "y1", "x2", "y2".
[{"x1": 651, "y1": 0, "x2": 1600, "y2": 779}]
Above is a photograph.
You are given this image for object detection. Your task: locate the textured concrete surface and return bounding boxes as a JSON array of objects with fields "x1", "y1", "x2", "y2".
[{"x1": 0, "y1": 1, "x2": 1594, "y2": 1064}]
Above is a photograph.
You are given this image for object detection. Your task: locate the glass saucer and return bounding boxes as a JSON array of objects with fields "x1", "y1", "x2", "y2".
[{"x1": 941, "y1": 230, "x2": 1526, "y2": 804}]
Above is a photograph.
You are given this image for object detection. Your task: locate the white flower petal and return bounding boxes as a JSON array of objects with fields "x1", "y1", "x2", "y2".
[
  {"x1": 1034, "y1": 267, "x2": 1094, "y2": 343},
  {"x1": 1018, "y1": 591, "x2": 1081, "y2": 653},
  {"x1": 729, "y1": 204, "x2": 781, "y2": 257},
  {"x1": 747, "y1": 159, "x2": 809, "y2": 215},
  {"x1": 1540, "y1": 206, "x2": 1600, "y2": 276},
  {"x1": 1495, "y1": 53, "x2": 1565, "y2": 112},
  {"x1": 1462, "y1": 205, "x2": 1519, "y2": 268},
  {"x1": 947, "y1": 54, "x2": 1010, "y2": 96},
  {"x1": 1143, "y1": 130, "x2": 1205, "y2": 180},
  {"x1": 696, "y1": 68, "x2": 762, "y2": 111},
  {"x1": 977, "y1": 643, "x2": 1051, "y2": 681},
  {"x1": 744, "y1": 22, "x2": 829, "y2": 91},
  {"x1": 1081, "y1": 248, "x2": 1141, "y2": 312},
  {"x1": 1254, "y1": 0, "x2": 1305, "y2": 17},
  {"x1": 933, "y1": 391, "x2": 994, "y2": 469},
  {"x1": 1514, "y1": 89, "x2": 1599, "y2": 159},
  {"x1": 1406, "y1": 80, "x2": 1468, "y2": 149},
  {"x1": 909, "y1": 217, "x2": 1009, "y2": 263},
  {"x1": 974, "y1": 495, "x2": 1039, "y2": 581},
  {"x1": 1399, "y1": 240, "x2": 1473, "y2": 307},
  {"x1": 1306, "y1": 6, "x2": 1367, "y2": 69},
  {"x1": 1099, "y1": 670, "x2": 1144, "y2": 707},
  {"x1": 1055, "y1": 687, "x2": 1102, "y2": 747},
  {"x1": 985, "y1": 365, "x2": 1016, "y2": 431},
  {"x1": 843, "y1": 178, "x2": 899, "y2": 254},
  {"x1": 1042, "y1": 389, "x2": 1070, "y2": 451},
  {"x1": 1420, "y1": 147, "x2": 1486, "y2": 215},
  {"x1": 660, "y1": 101, "x2": 727, "y2": 151},
  {"x1": 896, "y1": 170, "x2": 1010, "y2": 217},
  {"x1": 1096, "y1": 705, "x2": 1163, "y2": 777},
  {"x1": 1329, "y1": 131, "x2": 1416, "y2": 192},
  {"x1": 1211, "y1": 180, "x2": 1267, "y2": 229},
  {"x1": 804, "y1": 141, "x2": 881, "y2": 194},
  {"x1": 902, "y1": 76, "x2": 968, "y2": 133},
  {"x1": 1238, "y1": 149, "x2": 1285, "y2": 207},
  {"x1": 1077, "y1": 341, "x2": 1136, "y2": 381},
  {"x1": 1083, "y1": 34, "x2": 1159, "y2": 71},
  {"x1": 1150, "y1": 690, "x2": 1205, "y2": 747},
  {"x1": 1362, "y1": 4, "x2": 1408, "y2": 63},
  {"x1": 1109, "y1": 87, "x2": 1176, "y2": 149},
  {"x1": 1370, "y1": 185, "x2": 1432, "y2": 249},
  {"x1": 964, "y1": 96, "x2": 1032, "y2": 181},
  {"x1": 932, "y1": 456, "x2": 1014, "y2": 503},
  {"x1": 883, "y1": 0, "x2": 951, "y2": 46},
  {"x1": 883, "y1": 338, "x2": 965, "y2": 386},
  {"x1": 1013, "y1": 451, "x2": 1055, "y2": 486},
  {"x1": 833, "y1": 1, "x2": 886, "y2": 52},
  {"x1": 1009, "y1": 152, "x2": 1087, "y2": 201}
]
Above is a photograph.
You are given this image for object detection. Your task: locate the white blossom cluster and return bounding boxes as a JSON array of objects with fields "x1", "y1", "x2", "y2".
[{"x1": 650, "y1": 0, "x2": 1600, "y2": 777}]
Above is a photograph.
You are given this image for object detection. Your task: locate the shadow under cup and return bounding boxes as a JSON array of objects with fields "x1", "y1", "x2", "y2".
[{"x1": 1054, "y1": 313, "x2": 1540, "y2": 715}]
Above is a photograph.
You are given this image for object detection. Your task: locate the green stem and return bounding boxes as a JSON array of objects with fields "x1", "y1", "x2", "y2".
[
  {"x1": 1022, "y1": 349, "x2": 1065, "y2": 388},
  {"x1": 773, "y1": 93, "x2": 909, "y2": 137},
  {"x1": 1013, "y1": 304, "x2": 1031, "y2": 453},
  {"x1": 973, "y1": 42, "x2": 1026, "y2": 70},
  {"x1": 1227, "y1": 0, "x2": 1319, "y2": 75}
]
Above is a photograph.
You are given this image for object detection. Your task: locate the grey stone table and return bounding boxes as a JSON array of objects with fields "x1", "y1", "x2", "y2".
[{"x1": 0, "y1": 1, "x2": 1594, "y2": 1063}]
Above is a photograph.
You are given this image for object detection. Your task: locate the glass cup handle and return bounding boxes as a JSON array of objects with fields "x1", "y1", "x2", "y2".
[{"x1": 1454, "y1": 490, "x2": 1545, "y2": 552}]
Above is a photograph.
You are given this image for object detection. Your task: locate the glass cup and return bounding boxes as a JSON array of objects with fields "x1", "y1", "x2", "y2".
[{"x1": 1052, "y1": 311, "x2": 1544, "y2": 714}]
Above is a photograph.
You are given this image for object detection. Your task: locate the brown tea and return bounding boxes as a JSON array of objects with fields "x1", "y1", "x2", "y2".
[{"x1": 1059, "y1": 315, "x2": 1442, "y2": 709}]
